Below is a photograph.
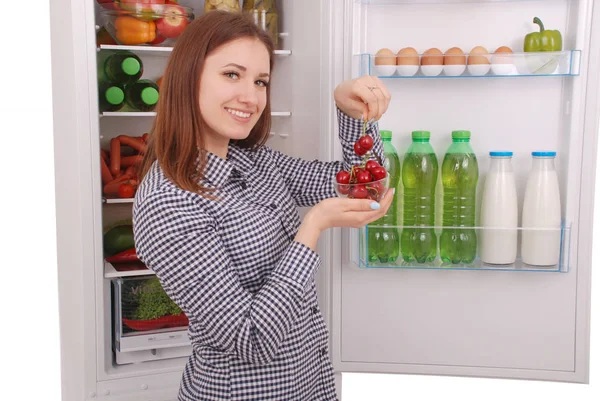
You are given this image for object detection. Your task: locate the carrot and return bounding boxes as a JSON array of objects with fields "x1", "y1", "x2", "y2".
[
  {"x1": 100, "y1": 149, "x2": 109, "y2": 163},
  {"x1": 121, "y1": 155, "x2": 143, "y2": 167},
  {"x1": 110, "y1": 138, "x2": 121, "y2": 176},
  {"x1": 100, "y1": 156, "x2": 113, "y2": 184},
  {"x1": 103, "y1": 174, "x2": 133, "y2": 196},
  {"x1": 119, "y1": 135, "x2": 147, "y2": 154}
]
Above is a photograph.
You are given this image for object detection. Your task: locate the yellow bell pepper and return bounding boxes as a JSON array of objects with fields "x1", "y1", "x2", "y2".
[{"x1": 114, "y1": 16, "x2": 156, "y2": 45}]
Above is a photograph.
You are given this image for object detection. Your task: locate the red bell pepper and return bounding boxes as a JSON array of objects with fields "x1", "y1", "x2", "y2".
[{"x1": 106, "y1": 248, "x2": 140, "y2": 263}]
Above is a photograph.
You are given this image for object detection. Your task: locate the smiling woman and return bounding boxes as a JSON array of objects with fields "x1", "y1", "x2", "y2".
[
  {"x1": 132, "y1": 10, "x2": 392, "y2": 401},
  {"x1": 139, "y1": 11, "x2": 274, "y2": 195}
]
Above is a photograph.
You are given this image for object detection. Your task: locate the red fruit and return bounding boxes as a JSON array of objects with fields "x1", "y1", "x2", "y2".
[
  {"x1": 365, "y1": 160, "x2": 380, "y2": 172},
  {"x1": 337, "y1": 184, "x2": 350, "y2": 195},
  {"x1": 356, "y1": 170, "x2": 373, "y2": 184},
  {"x1": 149, "y1": 34, "x2": 167, "y2": 45},
  {"x1": 336, "y1": 170, "x2": 350, "y2": 184},
  {"x1": 156, "y1": 3, "x2": 189, "y2": 38},
  {"x1": 351, "y1": 185, "x2": 368, "y2": 199},
  {"x1": 354, "y1": 141, "x2": 367, "y2": 156},
  {"x1": 367, "y1": 181, "x2": 385, "y2": 200},
  {"x1": 358, "y1": 135, "x2": 374, "y2": 152},
  {"x1": 371, "y1": 166, "x2": 387, "y2": 181}
]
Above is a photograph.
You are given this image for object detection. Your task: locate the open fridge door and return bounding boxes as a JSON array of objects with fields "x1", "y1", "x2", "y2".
[{"x1": 328, "y1": 0, "x2": 600, "y2": 384}]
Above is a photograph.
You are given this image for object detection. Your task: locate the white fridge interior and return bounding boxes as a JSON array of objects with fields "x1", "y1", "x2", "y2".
[{"x1": 48, "y1": 0, "x2": 599, "y2": 400}]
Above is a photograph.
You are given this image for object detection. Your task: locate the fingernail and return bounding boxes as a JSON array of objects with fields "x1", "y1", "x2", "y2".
[
  {"x1": 392, "y1": 188, "x2": 396, "y2": 195},
  {"x1": 370, "y1": 202, "x2": 380, "y2": 210}
]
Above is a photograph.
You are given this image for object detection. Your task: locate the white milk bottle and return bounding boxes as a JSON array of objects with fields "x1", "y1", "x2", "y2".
[
  {"x1": 480, "y1": 152, "x2": 518, "y2": 264},
  {"x1": 521, "y1": 152, "x2": 561, "y2": 266}
]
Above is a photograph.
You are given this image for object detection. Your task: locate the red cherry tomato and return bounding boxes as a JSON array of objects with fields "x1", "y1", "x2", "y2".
[
  {"x1": 356, "y1": 170, "x2": 373, "y2": 184},
  {"x1": 354, "y1": 141, "x2": 367, "y2": 156},
  {"x1": 358, "y1": 135, "x2": 374, "y2": 152},
  {"x1": 365, "y1": 160, "x2": 380, "y2": 172},
  {"x1": 336, "y1": 170, "x2": 350, "y2": 184},
  {"x1": 118, "y1": 183, "x2": 136, "y2": 198},
  {"x1": 351, "y1": 185, "x2": 369, "y2": 199},
  {"x1": 371, "y1": 167, "x2": 387, "y2": 181}
]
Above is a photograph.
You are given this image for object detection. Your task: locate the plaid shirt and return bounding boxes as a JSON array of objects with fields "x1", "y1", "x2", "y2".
[{"x1": 132, "y1": 109, "x2": 383, "y2": 401}]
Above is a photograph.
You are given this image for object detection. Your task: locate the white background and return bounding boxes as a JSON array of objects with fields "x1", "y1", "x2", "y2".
[{"x1": 1, "y1": 1, "x2": 597, "y2": 400}]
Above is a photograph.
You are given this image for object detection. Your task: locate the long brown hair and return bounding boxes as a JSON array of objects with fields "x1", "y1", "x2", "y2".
[{"x1": 139, "y1": 11, "x2": 275, "y2": 194}]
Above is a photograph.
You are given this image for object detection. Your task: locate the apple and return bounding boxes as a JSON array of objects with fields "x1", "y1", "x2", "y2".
[{"x1": 156, "y1": 4, "x2": 189, "y2": 38}]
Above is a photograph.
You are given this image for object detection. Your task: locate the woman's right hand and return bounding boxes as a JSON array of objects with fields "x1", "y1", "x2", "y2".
[{"x1": 294, "y1": 189, "x2": 395, "y2": 251}]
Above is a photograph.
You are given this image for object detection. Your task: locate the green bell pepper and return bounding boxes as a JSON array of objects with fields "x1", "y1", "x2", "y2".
[
  {"x1": 524, "y1": 17, "x2": 563, "y2": 74},
  {"x1": 524, "y1": 17, "x2": 562, "y2": 52}
]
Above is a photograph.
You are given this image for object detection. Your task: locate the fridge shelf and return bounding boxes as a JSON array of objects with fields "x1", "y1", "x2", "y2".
[
  {"x1": 357, "y1": 0, "x2": 552, "y2": 4},
  {"x1": 350, "y1": 223, "x2": 571, "y2": 272},
  {"x1": 98, "y1": 44, "x2": 292, "y2": 56},
  {"x1": 103, "y1": 197, "x2": 134, "y2": 204},
  {"x1": 100, "y1": 111, "x2": 292, "y2": 117},
  {"x1": 105, "y1": 261, "x2": 154, "y2": 279},
  {"x1": 357, "y1": 50, "x2": 581, "y2": 78}
]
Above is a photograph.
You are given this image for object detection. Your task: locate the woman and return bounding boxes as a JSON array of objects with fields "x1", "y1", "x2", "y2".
[{"x1": 133, "y1": 10, "x2": 393, "y2": 401}]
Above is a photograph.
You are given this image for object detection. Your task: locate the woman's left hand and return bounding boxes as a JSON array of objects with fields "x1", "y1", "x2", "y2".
[{"x1": 334, "y1": 76, "x2": 391, "y2": 121}]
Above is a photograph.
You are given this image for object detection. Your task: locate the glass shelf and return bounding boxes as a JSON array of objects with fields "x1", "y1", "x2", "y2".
[
  {"x1": 356, "y1": 0, "x2": 547, "y2": 4},
  {"x1": 356, "y1": 50, "x2": 581, "y2": 78},
  {"x1": 98, "y1": 44, "x2": 291, "y2": 56},
  {"x1": 350, "y1": 223, "x2": 571, "y2": 272}
]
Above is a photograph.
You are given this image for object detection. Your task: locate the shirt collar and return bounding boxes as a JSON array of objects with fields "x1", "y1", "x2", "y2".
[{"x1": 202, "y1": 143, "x2": 255, "y2": 188}]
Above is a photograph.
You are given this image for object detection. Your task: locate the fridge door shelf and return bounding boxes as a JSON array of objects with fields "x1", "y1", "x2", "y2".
[
  {"x1": 356, "y1": 50, "x2": 581, "y2": 78},
  {"x1": 357, "y1": 0, "x2": 559, "y2": 5},
  {"x1": 350, "y1": 222, "x2": 571, "y2": 272}
]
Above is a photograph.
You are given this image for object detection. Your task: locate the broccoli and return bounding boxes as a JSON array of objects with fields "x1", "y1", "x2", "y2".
[{"x1": 134, "y1": 277, "x2": 182, "y2": 320}]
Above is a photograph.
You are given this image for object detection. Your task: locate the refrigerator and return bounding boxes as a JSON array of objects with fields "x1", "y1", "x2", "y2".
[{"x1": 49, "y1": 0, "x2": 600, "y2": 400}]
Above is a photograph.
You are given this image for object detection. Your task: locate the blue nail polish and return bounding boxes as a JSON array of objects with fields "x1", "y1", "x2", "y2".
[{"x1": 370, "y1": 202, "x2": 380, "y2": 210}]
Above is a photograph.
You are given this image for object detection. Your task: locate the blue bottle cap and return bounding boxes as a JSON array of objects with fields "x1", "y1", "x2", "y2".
[
  {"x1": 532, "y1": 151, "x2": 557, "y2": 157},
  {"x1": 489, "y1": 151, "x2": 513, "y2": 157}
]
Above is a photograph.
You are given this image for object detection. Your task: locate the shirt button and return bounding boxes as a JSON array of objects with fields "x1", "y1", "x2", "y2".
[
  {"x1": 240, "y1": 182, "x2": 247, "y2": 190},
  {"x1": 321, "y1": 348, "x2": 327, "y2": 356},
  {"x1": 312, "y1": 306, "x2": 318, "y2": 314},
  {"x1": 269, "y1": 203, "x2": 277, "y2": 210}
]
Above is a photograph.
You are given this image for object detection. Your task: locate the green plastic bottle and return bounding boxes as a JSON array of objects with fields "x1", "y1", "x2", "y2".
[
  {"x1": 98, "y1": 84, "x2": 125, "y2": 112},
  {"x1": 367, "y1": 130, "x2": 401, "y2": 263},
  {"x1": 440, "y1": 130, "x2": 479, "y2": 264},
  {"x1": 124, "y1": 79, "x2": 160, "y2": 112},
  {"x1": 99, "y1": 50, "x2": 144, "y2": 86},
  {"x1": 401, "y1": 131, "x2": 438, "y2": 263}
]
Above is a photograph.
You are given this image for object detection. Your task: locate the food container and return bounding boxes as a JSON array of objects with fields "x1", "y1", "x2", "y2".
[
  {"x1": 243, "y1": 0, "x2": 279, "y2": 46},
  {"x1": 101, "y1": 3, "x2": 194, "y2": 46},
  {"x1": 334, "y1": 175, "x2": 390, "y2": 202},
  {"x1": 205, "y1": 0, "x2": 241, "y2": 12}
]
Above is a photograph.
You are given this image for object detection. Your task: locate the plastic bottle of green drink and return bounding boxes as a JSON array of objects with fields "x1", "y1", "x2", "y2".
[
  {"x1": 98, "y1": 84, "x2": 125, "y2": 112},
  {"x1": 367, "y1": 130, "x2": 400, "y2": 263},
  {"x1": 401, "y1": 131, "x2": 438, "y2": 263},
  {"x1": 99, "y1": 50, "x2": 144, "y2": 86},
  {"x1": 124, "y1": 79, "x2": 160, "y2": 112},
  {"x1": 440, "y1": 130, "x2": 479, "y2": 264}
]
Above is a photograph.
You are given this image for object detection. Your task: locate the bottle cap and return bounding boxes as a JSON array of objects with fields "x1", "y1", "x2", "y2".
[
  {"x1": 141, "y1": 87, "x2": 159, "y2": 105},
  {"x1": 532, "y1": 151, "x2": 556, "y2": 157},
  {"x1": 490, "y1": 151, "x2": 513, "y2": 157},
  {"x1": 121, "y1": 58, "x2": 141, "y2": 76},
  {"x1": 105, "y1": 86, "x2": 124, "y2": 105},
  {"x1": 380, "y1": 130, "x2": 392, "y2": 140},
  {"x1": 451, "y1": 130, "x2": 471, "y2": 140},
  {"x1": 412, "y1": 130, "x2": 430, "y2": 140}
]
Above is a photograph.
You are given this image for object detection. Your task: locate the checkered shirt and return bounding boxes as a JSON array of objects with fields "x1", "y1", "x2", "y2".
[{"x1": 132, "y1": 109, "x2": 383, "y2": 401}]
